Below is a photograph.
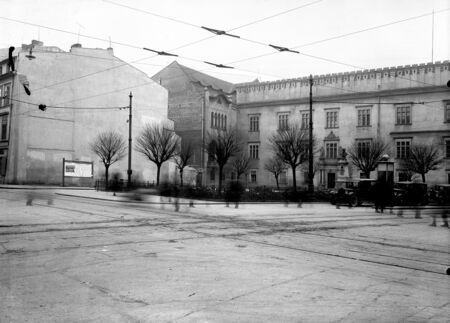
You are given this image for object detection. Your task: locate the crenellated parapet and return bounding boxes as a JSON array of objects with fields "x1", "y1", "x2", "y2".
[{"x1": 235, "y1": 61, "x2": 450, "y2": 102}]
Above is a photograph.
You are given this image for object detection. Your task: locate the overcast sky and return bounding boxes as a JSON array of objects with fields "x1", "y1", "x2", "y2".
[{"x1": 1, "y1": 0, "x2": 449, "y2": 83}]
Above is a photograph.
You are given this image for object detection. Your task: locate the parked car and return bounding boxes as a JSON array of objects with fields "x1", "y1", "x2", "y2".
[
  {"x1": 329, "y1": 178, "x2": 377, "y2": 207},
  {"x1": 393, "y1": 182, "x2": 428, "y2": 206},
  {"x1": 429, "y1": 184, "x2": 450, "y2": 205}
]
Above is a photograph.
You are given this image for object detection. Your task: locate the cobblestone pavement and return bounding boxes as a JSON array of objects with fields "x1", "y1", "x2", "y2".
[{"x1": 1, "y1": 188, "x2": 449, "y2": 322}]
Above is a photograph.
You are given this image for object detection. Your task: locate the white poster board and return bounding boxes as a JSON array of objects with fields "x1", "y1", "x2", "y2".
[{"x1": 62, "y1": 159, "x2": 93, "y2": 186}]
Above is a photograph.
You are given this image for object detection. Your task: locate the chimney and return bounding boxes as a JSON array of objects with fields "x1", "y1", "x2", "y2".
[{"x1": 31, "y1": 40, "x2": 43, "y2": 47}]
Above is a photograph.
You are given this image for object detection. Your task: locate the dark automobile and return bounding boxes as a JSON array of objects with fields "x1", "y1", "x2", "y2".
[
  {"x1": 393, "y1": 182, "x2": 428, "y2": 206},
  {"x1": 329, "y1": 178, "x2": 377, "y2": 207},
  {"x1": 429, "y1": 184, "x2": 450, "y2": 205}
]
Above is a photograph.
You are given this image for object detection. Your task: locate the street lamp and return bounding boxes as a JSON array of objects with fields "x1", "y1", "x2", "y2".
[{"x1": 377, "y1": 154, "x2": 394, "y2": 183}]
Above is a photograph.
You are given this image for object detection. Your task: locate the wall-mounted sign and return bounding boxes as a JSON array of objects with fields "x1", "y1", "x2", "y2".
[{"x1": 63, "y1": 159, "x2": 93, "y2": 178}]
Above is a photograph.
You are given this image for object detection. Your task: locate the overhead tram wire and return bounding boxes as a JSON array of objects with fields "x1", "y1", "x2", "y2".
[
  {"x1": 105, "y1": 2, "x2": 447, "y2": 88},
  {"x1": 0, "y1": 0, "x2": 319, "y2": 96},
  {"x1": 2, "y1": 6, "x2": 447, "y2": 102},
  {"x1": 229, "y1": 7, "x2": 450, "y2": 65},
  {"x1": 7, "y1": 97, "x2": 128, "y2": 110},
  {"x1": 102, "y1": 1, "x2": 449, "y2": 88}
]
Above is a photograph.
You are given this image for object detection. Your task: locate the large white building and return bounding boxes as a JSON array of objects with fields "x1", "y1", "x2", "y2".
[
  {"x1": 235, "y1": 60, "x2": 450, "y2": 188},
  {"x1": 0, "y1": 40, "x2": 173, "y2": 185},
  {"x1": 156, "y1": 60, "x2": 450, "y2": 188}
]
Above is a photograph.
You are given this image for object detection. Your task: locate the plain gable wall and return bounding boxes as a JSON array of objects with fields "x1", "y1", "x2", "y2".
[{"x1": 7, "y1": 45, "x2": 169, "y2": 184}]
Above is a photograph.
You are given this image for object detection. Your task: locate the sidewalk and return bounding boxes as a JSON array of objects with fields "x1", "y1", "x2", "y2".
[{"x1": 0, "y1": 184, "x2": 94, "y2": 190}]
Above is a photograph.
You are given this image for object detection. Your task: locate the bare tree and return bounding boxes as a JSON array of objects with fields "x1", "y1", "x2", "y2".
[
  {"x1": 174, "y1": 139, "x2": 193, "y2": 187},
  {"x1": 401, "y1": 143, "x2": 442, "y2": 183},
  {"x1": 347, "y1": 139, "x2": 389, "y2": 179},
  {"x1": 90, "y1": 131, "x2": 126, "y2": 189},
  {"x1": 232, "y1": 152, "x2": 251, "y2": 182},
  {"x1": 264, "y1": 156, "x2": 286, "y2": 190},
  {"x1": 206, "y1": 128, "x2": 241, "y2": 192},
  {"x1": 269, "y1": 123, "x2": 310, "y2": 192},
  {"x1": 136, "y1": 123, "x2": 178, "y2": 186}
]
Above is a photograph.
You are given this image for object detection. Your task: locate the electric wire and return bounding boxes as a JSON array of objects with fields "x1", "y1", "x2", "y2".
[
  {"x1": 6, "y1": 97, "x2": 128, "y2": 110},
  {"x1": 101, "y1": 1, "x2": 449, "y2": 88},
  {"x1": 1, "y1": 6, "x2": 446, "y2": 105}
]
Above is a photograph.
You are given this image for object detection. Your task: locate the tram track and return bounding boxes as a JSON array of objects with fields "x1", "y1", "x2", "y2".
[{"x1": 1, "y1": 191, "x2": 448, "y2": 277}]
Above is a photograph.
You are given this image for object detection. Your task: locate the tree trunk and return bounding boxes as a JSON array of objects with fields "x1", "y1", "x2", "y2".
[
  {"x1": 421, "y1": 173, "x2": 426, "y2": 183},
  {"x1": 291, "y1": 165, "x2": 297, "y2": 192},
  {"x1": 180, "y1": 168, "x2": 184, "y2": 187},
  {"x1": 156, "y1": 164, "x2": 161, "y2": 186},
  {"x1": 275, "y1": 174, "x2": 279, "y2": 190},
  {"x1": 218, "y1": 165, "x2": 224, "y2": 194},
  {"x1": 105, "y1": 165, "x2": 110, "y2": 191}
]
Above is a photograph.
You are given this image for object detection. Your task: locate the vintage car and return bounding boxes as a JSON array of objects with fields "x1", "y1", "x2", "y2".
[
  {"x1": 329, "y1": 178, "x2": 377, "y2": 207},
  {"x1": 393, "y1": 182, "x2": 428, "y2": 206},
  {"x1": 429, "y1": 184, "x2": 450, "y2": 205}
]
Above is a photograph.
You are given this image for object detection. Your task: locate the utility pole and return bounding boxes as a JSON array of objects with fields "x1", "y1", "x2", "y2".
[
  {"x1": 308, "y1": 75, "x2": 314, "y2": 194},
  {"x1": 431, "y1": 9, "x2": 435, "y2": 63},
  {"x1": 127, "y1": 92, "x2": 133, "y2": 188}
]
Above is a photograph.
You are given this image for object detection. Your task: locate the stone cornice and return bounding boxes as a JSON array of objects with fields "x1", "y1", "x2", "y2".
[
  {"x1": 390, "y1": 129, "x2": 450, "y2": 136},
  {"x1": 237, "y1": 85, "x2": 449, "y2": 109},
  {"x1": 235, "y1": 60, "x2": 450, "y2": 93}
]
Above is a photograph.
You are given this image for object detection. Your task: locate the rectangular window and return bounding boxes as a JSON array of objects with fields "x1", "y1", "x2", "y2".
[
  {"x1": 445, "y1": 104, "x2": 450, "y2": 123},
  {"x1": 249, "y1": 115, "x2": 259, "y2": 132},
  {"x1": 249, "y1": 144, "x2": 259, "y2": 159},
  {"x1": 250, "y1": 170, "x2": 257, "y2": 183},
  {"x1": 356, "y1": 139, "x2": 371, "y2": 156},
  {"x1": 210, "y1": 168, "x2": 215, "y2": 181},
  {"x1": 2, "y1": 84, "x2": 11, "y2": 106},
  {"x1": 326, "y1": 142, "x2": 338, "y2": 159},
  {"x1": 396, "y1": 105, "x2": 411, "y2": 125},
  {"x1": 326, "y1": 111, "x2": 338, "y2": 128},
  {"x1": 278, "y1": 113, "x2": 289, "y2": 130},
  {"x1": 301, "y1": 112, "x2": 309, "y2": 129},
  {"x1": 357, "y1": 108, "x2": 371, "y2": 126},
  {"x1": 396, "y1": 139, "x2": 411, "y2": 158},
  {"x1": 0, "y1": 114, "x2": 7, "y2": 140}
]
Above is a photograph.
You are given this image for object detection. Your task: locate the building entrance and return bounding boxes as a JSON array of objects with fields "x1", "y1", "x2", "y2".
[{"x1": 327, "y1": 172, "x2": 336, "y2": 188}]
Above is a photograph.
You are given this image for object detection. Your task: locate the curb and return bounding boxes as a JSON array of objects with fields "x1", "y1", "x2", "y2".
[{"x1": 0, "y1": 185, "x2": 94, "y2": 190}]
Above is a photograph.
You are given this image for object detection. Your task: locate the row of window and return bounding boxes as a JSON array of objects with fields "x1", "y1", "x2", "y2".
[
  {"x1": 210, "y1": 112, "x2": 227, "y2": 130},
  {"x1": 0, "y1": 83, "x2": 11, "y2": 107},
  {"x1": 244, "y1": 138, "x2": 450, "y2": 160},
  {"x1": 248, "y1": 104, "x2": 450, "y2": 131}
]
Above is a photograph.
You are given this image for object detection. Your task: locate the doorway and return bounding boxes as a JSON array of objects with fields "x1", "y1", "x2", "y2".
[{"x1": 327, "y1": 172, "x2": 336, "y2": 188}]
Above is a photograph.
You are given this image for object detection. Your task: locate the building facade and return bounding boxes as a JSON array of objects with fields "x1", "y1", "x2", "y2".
[
  {"x1": 235, "y1": 61, "x2": 450, "y2": 188},
  {"x1": 152, "y1": 61, "x2": 237, "y2": 186},
  {"x1": 156, "y1": 60, "x2": 450, "y2": 188},
  {"x1": 1, "y1": 40, "x2": 172, "y2": 185}
]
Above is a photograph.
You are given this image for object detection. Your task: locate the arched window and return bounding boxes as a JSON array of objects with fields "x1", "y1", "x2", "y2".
[
  {"x1": 220, "y1": 114, "x2": 224, "y2": 129},
  {"x1": 211, "y1": 112, "x2": 214, "y2": 128},
  {"x1": 224, "y1": 115, "x2": 227, "y2": 129},
  {"x1": 214, "y1": 112, "x2": 217, "y2": 128}
]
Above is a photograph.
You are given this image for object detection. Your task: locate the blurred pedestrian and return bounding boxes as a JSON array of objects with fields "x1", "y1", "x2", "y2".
[
  {"x1": 173, "y1": 185, "x2": 180, "y2": 212},
  {"x1": 431, "y1": 208, "x2": 449, "y2": 227},
  {"x1": 225, "y1": 181, "x2": 243, "y2": 208},
  {"x1": 335, "y1": 187, "x2": 345, "y2": 209},
  {"x1": 374, "y1": 180, "x2": 390, "y2": 213}
]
